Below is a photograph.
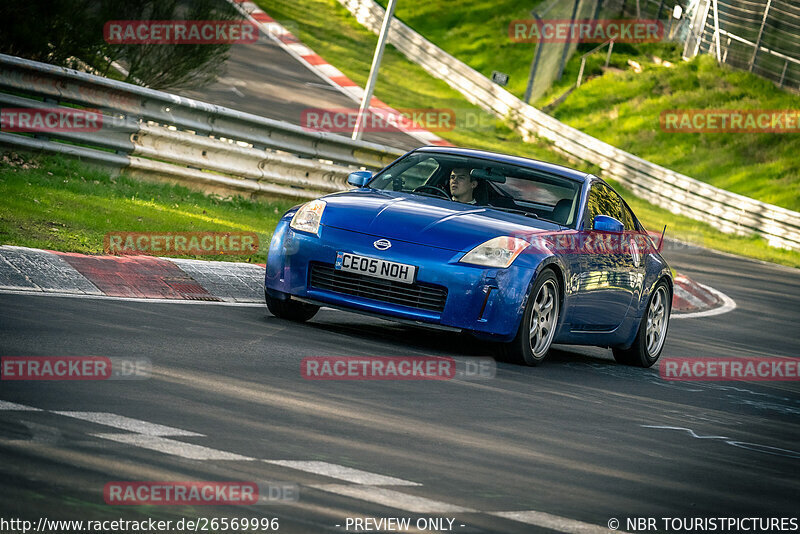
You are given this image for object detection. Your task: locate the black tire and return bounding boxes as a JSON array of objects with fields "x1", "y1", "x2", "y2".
[
  {"x1": 265, "y1": 290, "x2": 319, "y2": 322},
  {"x1": 502, "y1": 269, "x2": 561, "y2": 366},
  {"x1": 613, "y1": 279, "x2": 671, "y2": 367}
]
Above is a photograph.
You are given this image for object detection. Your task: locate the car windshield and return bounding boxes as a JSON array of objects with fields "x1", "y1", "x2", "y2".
[{"x1": 368, "y1": 152, "x2": 582, "y2": 227}]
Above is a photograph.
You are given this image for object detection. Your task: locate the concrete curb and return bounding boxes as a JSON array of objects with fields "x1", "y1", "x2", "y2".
[
  {"x1": 229, "y1": 0, "x2": 453, "y2": 147},
  {"x1": 0, "y1": 246, "x2": 734, "y2": 318},
  {"x1": 0, "y1": 246, "x2": 263, "y2": 304}
]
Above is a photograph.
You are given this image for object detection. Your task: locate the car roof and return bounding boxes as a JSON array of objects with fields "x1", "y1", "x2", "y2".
[{"x1": 414, "y1": 146, "x2": 591, "y2": 183}]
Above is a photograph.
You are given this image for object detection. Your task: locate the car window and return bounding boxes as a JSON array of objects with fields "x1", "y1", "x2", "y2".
[
  {"x1": 369, "y1": 152, "x2": 582, "y2": 226},
  {"x1": 494, "y1": 175, "x2": 575, "y2": 207},
  {"x1": 619, "y1": 200, "x2": 637, "y2": 231},
  {"x1": 374, "y1": 156, "x2": 440, "y2": 191},
  {"x1": 584, "y1": 182, "x2": 623, "y2": 229}
]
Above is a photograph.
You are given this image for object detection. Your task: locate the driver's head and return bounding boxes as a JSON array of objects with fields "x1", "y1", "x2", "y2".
[{"x1": 449, "y1": 167, "x2": 477, "y2": 203}]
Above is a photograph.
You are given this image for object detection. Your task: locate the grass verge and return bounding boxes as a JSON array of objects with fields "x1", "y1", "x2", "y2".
[
  {"x1": 0, "y1": 153, "x2": 299, "y2": 263},
  {"x1": 258, "y1": 0, "x2": 799, "y2": 268},
  {"x1": 372, "y1": 0, "x2": 800, "y2": 212}
]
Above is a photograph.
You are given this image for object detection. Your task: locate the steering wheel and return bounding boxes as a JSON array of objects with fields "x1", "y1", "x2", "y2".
[{"x1": 412, "y1": 184, "x2": 451, "y2": 199}]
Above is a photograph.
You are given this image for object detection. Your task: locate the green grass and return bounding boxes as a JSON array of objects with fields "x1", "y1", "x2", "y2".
[
  {"x1": 376, "y1": 0, "x2": 548, "y2": 101},
  {"x1": 259, "y1": 0, "x2": 577, "y2": 166},
  {"x1": 551, "y1": 54, "x2": 800, "y2": 211},
  {"x1": 0, "y1": 154, "x2": 299, "y2": 262},
  {"x1": 1, "y1": 0, "x2": 798, "y2": 269},
  {"x1": 1, "y1": 152, "x2": 798, "y2": 268},
  {"x1": 367, "y1": 1, "x2": 800, "y2": 211},
  {"x1": 608, "y1": 179, "x2": 800, "y2": 268},
  {"x1": 256, "y1": 0, "x2": 800, "y2": 269}
]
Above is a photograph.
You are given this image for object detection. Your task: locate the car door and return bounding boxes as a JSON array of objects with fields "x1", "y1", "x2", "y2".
[{"x1": 569, "y1": 182, "x2": 639, "y2": 331}]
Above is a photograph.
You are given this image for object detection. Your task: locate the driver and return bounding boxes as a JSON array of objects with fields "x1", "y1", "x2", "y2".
[{"x1": 449, "y1": 167, "x2": 478, "y2": 204}]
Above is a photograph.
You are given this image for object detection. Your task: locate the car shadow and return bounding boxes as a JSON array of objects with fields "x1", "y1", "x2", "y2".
[{"x1": 263, "y1": 310, "x2": 618, "y2": 368}]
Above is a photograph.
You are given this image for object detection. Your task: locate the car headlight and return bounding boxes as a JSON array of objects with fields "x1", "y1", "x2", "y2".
[
  {"x1": 290, "y1": 199, "x2": 326, "y2": 235},
  {"x1": 460, "y1": 236, "x2": 530, "y2": 268}
]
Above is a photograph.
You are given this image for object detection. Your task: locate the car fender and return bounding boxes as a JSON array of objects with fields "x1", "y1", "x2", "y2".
[{"x1": 633, "y1": 252, "x2": 673, "y2": 318}]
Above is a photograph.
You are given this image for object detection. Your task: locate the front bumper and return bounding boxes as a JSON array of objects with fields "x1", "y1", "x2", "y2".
[{"x1": 265, "y1": 219, "x2": 537, "y2": 341}]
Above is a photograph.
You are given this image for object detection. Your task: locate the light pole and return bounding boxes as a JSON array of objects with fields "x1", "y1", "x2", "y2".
[{"x1": 352, "y1": 0, "x2": 398, "y2": 141}]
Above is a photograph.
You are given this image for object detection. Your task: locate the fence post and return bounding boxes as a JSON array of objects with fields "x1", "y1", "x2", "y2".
[
  {"x1": 556, "y1": 0, "x2": 580, "y2": 81},
  {"x1": 524, "y1": 14, "x2": 545, "y2": 104},
  {"x1": 779, "y1": 59, "x2": 788, "y2": 88},
  {"x1": 684, "y1": 0, "x2": 711, "y2": 59},
  {"x1": 712, "y1": 0, "x2": 722, "y2": 63},
  {"x1": 749, "y1": 0, "x2": 772, "y2": 72}
]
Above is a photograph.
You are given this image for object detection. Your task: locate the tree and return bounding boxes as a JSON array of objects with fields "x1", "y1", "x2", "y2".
[{"x1": 0, "y1": 0, "x2": 243, "y2": 91}]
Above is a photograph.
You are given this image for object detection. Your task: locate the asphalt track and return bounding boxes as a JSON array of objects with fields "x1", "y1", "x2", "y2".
[
  {"x1": 1, "y1": 243, "x2": 798, "y2": 533},
  {"x1": 3, "y1": 12, "x2": 800, "y2": 533},
  {"x1": 178, "y1": 39, "x2": 422, "y2": 151}
]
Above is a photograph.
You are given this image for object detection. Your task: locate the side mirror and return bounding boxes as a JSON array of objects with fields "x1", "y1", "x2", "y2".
[
  {"x1": 593, "y1": 215, "x2": 624, "y2": 233},
  {"x1": 347, "y1": 171, "x2": 372, "y2": 187}
]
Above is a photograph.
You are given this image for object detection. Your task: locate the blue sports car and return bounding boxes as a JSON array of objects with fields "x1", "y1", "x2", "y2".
[{"x1": 265, "y1": 147, "x2": 672, "y2": 367}]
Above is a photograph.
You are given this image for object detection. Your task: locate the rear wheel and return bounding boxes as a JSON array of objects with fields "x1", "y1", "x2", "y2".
[
  {"x1": 265, "y1": 290, "x2": 319, "y2": 322},
  {"x1": 503, "y1": 269, "x2": 560, "y2": 366},
  {"x1": 613, "y1": 280, "x2": 671, "y2": 367}
]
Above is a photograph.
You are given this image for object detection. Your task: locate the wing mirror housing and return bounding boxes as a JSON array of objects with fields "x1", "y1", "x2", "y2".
[
  {"x1": 347, "y1": 171, "x2": 372, "y2": 187},
  {"x1": 593, "y1": 215, "x2": 624, "y2": 233}
]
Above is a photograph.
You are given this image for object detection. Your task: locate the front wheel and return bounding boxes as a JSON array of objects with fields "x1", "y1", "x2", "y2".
[
  {"x1": 502, "y1": 269, "x2": 560, "y2": 366},
  {"x1": 265, "y1": 290, "x2": 319, "y2": 322},
  {"x1": 613, "y1": 280, "x2": 671, "y2": 367}
]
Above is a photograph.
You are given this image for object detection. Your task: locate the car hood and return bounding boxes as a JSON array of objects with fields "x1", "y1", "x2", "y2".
[{"x1": 320, "y1": 189, "x2": 563, "y2": 252}]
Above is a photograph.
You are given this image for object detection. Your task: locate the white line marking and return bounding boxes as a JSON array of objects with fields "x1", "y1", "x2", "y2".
[
  {"x1": 0, "y1": 289, "x2": 263, "y2": 306},
  {"x1": 642, "y1": 426, "x2": 800, "y2": 458},
  {"x1": 265, "y1": 460, "x2": 420, "y2": 486},
  {"x1": 725, "y1": 441, "x2": 800, "y2": 459},
  {"x1": 0, "y1": 400, "x2": 42, "y2": 411},
  {"x1": 55, "y1": 412, "x2": 203, "y2": 436},
  {"x1": 641, "y1": 425, "x2": 729, "y2": 439},
  {"x1": 93, "y1": 433, "x2": 255, "y2": 461},
  {"x1": 672, "y1": 282, "x2": 736, "y2": 319},
  {"x1": 309, "y1": 484, "x2": 475, "y2": 513},
  {"x1": 490, "y1": 511, "x2": 629, "y2": 533}
]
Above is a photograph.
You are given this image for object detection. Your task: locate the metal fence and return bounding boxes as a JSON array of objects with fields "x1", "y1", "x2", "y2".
[
  {"x1": 339, "y1": 0, "x2": 800, "y2": 251},
  {"x1": 683, "y1": 0, "x2": 800, "y2": 91},
  {"x1": 0, "y1": 54, "x2": 404, "y2": 200}
]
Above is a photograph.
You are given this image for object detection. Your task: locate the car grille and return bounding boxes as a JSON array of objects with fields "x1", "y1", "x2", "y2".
[{"x1": 309, "y1": 262, "x2": 447, "y2": 313}]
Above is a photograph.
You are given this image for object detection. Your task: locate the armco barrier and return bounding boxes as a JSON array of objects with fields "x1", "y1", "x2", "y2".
[
  {"x1": 337, "y1": 0, "x2": 800, "y2": 251},
  {"x1": 0, "y1": 54, "x2": 405, "y2": 199}
]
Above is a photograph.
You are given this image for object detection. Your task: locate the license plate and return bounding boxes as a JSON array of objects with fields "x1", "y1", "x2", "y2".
[{"x1": 335, "y1": 252, "x2": 416, "y2": 285}]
